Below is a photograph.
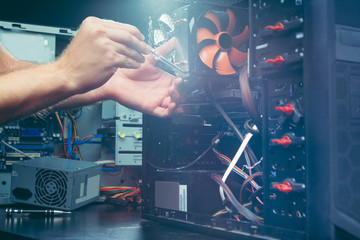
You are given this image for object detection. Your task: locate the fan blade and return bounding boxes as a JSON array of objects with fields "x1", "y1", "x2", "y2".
[
  {"x1": 229, "y1": 47, "x2": 247, "y2": 67},
  {"x1": 232, "y1": 25, "x2": 249, "y2": 47},
  {"x1": 199, "y1": 44, "x2": 220, "y2": 69},
  {"x1": 226, "y1": 9, "x2": 236, "y2": 35},
  {"x1": 197, "y1": 27, "x2": 216, "y2": 43},
  {"x1": 204, "y1": 11, "x2": 221, "y2": 33},
  {"x1": 215, "y1": 51, "x2": 236, "y2": 75}
]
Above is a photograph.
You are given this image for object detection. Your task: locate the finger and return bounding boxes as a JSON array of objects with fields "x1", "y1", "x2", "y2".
[
  {"x1": 116, "y1": 44, "x2": 145, "y2": 63},
  {"x1": 152, "y1": 106, "x2": 173, "y2": 118},
  {"x1": 169, "y1": 78, "x2": 183, "y2": 102},
  {"x1": 161, "y1": 96, "x2": 172, "y2": 109},
  {"x1": 174, "y1": 77, "x2": 182, "y2": 86},
  {"x1": 167, "y1": 102, "x2": 177, "y2": 114},
  {"x1": 101, "y1": 19, "x2": 145, "y2": 41},
  {"x1": 169, "y1": 85, "x2": 180, "y2": 102},
  {"x1": 108, "y1": 30, "x2": 150, "y2": 55},
  {"x1": 155, "y1": 37, "x2": 175, "y2": 57},
  {"x1": 114, "y1": 55, "x2": 141, "y2": 69}
]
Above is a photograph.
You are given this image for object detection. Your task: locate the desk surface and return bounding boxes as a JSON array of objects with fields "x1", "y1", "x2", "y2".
[{"x1": 0, "y1": 203, "x2": 225, "y2": 240}]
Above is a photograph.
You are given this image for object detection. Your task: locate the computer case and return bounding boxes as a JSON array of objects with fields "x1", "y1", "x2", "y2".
[{"x1": 141, "y1": 0, "x2": 360, "y2": 239}]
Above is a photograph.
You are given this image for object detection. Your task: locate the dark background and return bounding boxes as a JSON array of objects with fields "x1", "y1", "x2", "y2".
[{"x1": 0, "y1": 0, "x2": 173, "y2": 37}]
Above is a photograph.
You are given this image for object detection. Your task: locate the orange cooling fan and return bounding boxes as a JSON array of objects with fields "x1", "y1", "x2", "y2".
[{"x1": 197, "y1": 8, "x2": 249, "y2": 75}]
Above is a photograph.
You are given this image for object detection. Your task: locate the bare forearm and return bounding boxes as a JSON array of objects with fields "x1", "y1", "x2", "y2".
[
  {"x1": 0, "y1": 63, "x2": 76, "y2": 124},
  {"x1": 0, "y1": 44, "x2": 34, "y2": 74},
  {"x1": 52, "y1": 88, "x2": 107, "y2": 111}
]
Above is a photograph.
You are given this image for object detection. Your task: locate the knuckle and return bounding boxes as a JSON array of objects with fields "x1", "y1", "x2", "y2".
[
  {"x1": 89, "y1": 27, "x2": 107, "y2": 38},
  {"x1": 121, "y1": 31, "x2": 134, "y2": 43},
  {"x1": 82, "y1": 16, "x2": 98, "y2": 26},
  {"x1": 106, "y1": 51, "x2": 118, "y2": 63}
]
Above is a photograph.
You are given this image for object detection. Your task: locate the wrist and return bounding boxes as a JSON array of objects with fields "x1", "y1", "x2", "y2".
[{"x1": 51, "y1": 60, "x2": 79, "y2": 96}]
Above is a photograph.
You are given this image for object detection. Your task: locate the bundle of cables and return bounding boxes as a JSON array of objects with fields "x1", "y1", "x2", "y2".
[
  {"x1": 100, "y1": 185, "x2": 141, "y2": 207},
  {"x1": 211, "y1": 130, "x2": 263, "y2": 222}
]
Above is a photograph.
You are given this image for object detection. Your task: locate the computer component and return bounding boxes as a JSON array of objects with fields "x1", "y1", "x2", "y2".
[
  {"x1": 168, "y1": 3, "x2": 248, "y2": 78},
  {"x1": 0, "y1": 21, "x2": 75, "y2": 205},
  {"x1": 141, "y1": 1, "x2": 360, "y2": 240},
  {"x1": 0, "y1": 21, "x2": 76, "y2": 170},
  {"x1": 100, "y1": 100, "x2": 142, "y2": 166},
  {"x1": 0, "y1": 118, "x2": 62, "y2": 170},
  {"x1": 11, "y1": 157, "x2": 101, "y2": 211},
  {"x1": 0, "y1": 172, "x2": 12, "y2": 205},
  {"x1": 196, "y1": 7, "x2": 248, "y2": 75}
]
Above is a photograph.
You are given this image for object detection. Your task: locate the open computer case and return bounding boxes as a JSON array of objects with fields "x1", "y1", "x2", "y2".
[{"x1": 141, "y1": 1, "x2": 360, "y2": 239}]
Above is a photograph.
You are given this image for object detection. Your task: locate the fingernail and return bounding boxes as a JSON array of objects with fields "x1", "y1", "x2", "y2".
[{"x1": 141, "y1": 33, "x2": 145, "y2": 41}]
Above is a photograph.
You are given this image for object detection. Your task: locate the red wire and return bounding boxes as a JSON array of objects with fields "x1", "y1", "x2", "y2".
[
  {"x1": 55, "y1": 113, "x2": 70, "y2": 159},
  {"x1": 73, "y1": 135, "x2": 95, "y2": 153}
]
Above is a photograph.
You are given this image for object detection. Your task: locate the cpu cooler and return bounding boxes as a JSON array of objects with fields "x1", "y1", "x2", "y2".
[
  {"x1": 167, "y1": 4, "x2": 249, "y2": 78},
  {"x1": 196, "y1": 8, "x2": 249, "y2": 75}
]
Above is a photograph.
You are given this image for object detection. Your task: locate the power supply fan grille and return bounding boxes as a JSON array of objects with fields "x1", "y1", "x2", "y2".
[
  {"x1": 197, "y1": 8, "x2": 248, "y2": 75},
  {"x1": 35, "y1": 169, "x2": 67, "y2": 207}
]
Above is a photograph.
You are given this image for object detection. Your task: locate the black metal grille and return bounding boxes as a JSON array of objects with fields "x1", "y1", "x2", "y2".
[{"x1": 35, "y1": 169, "x2": 67, "y2": 207}]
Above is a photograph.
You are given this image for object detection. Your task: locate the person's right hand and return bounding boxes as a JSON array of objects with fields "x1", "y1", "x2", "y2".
[{"x1": 54, "y1": 16, "x2": 149, "y2": 95}]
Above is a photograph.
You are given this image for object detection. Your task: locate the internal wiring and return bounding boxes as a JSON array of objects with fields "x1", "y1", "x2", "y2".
[
  {"x1": 212, "y1": 133, "x2": 263, "y2": 207},
  {"x1": 73, "y1": 108, "x2": 83, "y2": 120},
  {"x1": 239, "y1": 172, "x2": 264, "y2": 205},
  {"x1": 100, "y1": 185, "x2": 141, "y2": 206},
  {"x1": 146, "y1": 141, "x2": 216, "y2": 171},
  {"x1": 0, "y1": 140, "x2": 35, "y2": 159},
  {"x1": 242, "y1": 157, "x2": 263, "y2": 172},
  {"x1": 219, "y1": 128, "x2": 256, "y2": 205},
  {"x1": 55, "y1": 112, "x2": 70, "y2": 159},
  {"x1": 212, "y1": 209, "x2": 228, "y2": 217},
  {"x1": 67, "y1": 121, "x2": 76, "y2": 159},
  {"x1": 73, "y1": 135, "x2": 103, "y2": 145},
  {"x1": 95, "y1": 160, "x2": 115, "y2": 165},
  {"x1": 222, "y1": 131, "x2": 255, "y2": 183},
  {"x1": 211, "y1": 173, "x2": 261, "y2": 224},
  {"x1": 206, "y1": 89, "x2": 261, "y2": 172},
  {"x1": 210, "y1": 96, "x2": 244, "y2": 143},
  {"x1": 244, "y1": 151, "x2": 252, "y2": 175},
  {"x1": 244, "y1": 119, "x2": 260, "y2": 135},
  {"x1": 239, "y1": 65, "x2": 260, "y2": 122},
  {"x1": 211, "y1": 134, "x2": 260, "y2": 189}
]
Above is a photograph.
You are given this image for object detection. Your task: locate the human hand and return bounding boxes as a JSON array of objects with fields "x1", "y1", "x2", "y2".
[
  {"x1": 101, "y1": 38, "x2": 182, "y2": 117},
  {"x1": 55, "y1": 16, "x2": 149, "y2": 95}
]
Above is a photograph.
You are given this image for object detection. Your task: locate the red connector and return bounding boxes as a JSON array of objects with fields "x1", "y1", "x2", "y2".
[
  {"x1": 272, "y1": 181, "x2": 292, "y2": 193},
  {"x1": 275, "y1": 103, "x2": 295, "y2": 116},
  {"x1": 265, "y1": 55, "x2": 285, "y2": 65},
  {"x1": 265, "y1": 22, "x2": 285, "y2": 31},
  {"x1": 272, "y1": 136, "x2": 292, "y2": 147},
  {"x1": 272, "y1": 178, "x2": 306, "y2": 193}
]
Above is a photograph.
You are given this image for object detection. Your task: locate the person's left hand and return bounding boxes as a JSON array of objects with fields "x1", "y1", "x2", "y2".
[{"x1": 101, "y1": 38, "x2": 182, "y2": 117}]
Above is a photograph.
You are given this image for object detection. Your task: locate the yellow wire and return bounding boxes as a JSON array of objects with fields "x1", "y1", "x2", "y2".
[
  {"x1": 212, "y1": 209, "x2": 228, "y2": 217},
  {"x1": 66, "y1": 111, "x2": 77, "y2": 139},
  {"x1": 66, "y1": 110, "x2": 82, "y2": 160},
  {"x1": 243, "y1": 202, "x2": 252, "y2": 207},
  {"x1": 55, "y1": 112, "x2": 62, "y2": 129}
]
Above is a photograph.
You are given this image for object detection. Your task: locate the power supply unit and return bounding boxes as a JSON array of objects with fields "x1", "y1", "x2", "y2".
[{"x1": 11, "y1": 157, "x2": 101, "y2": 211}]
